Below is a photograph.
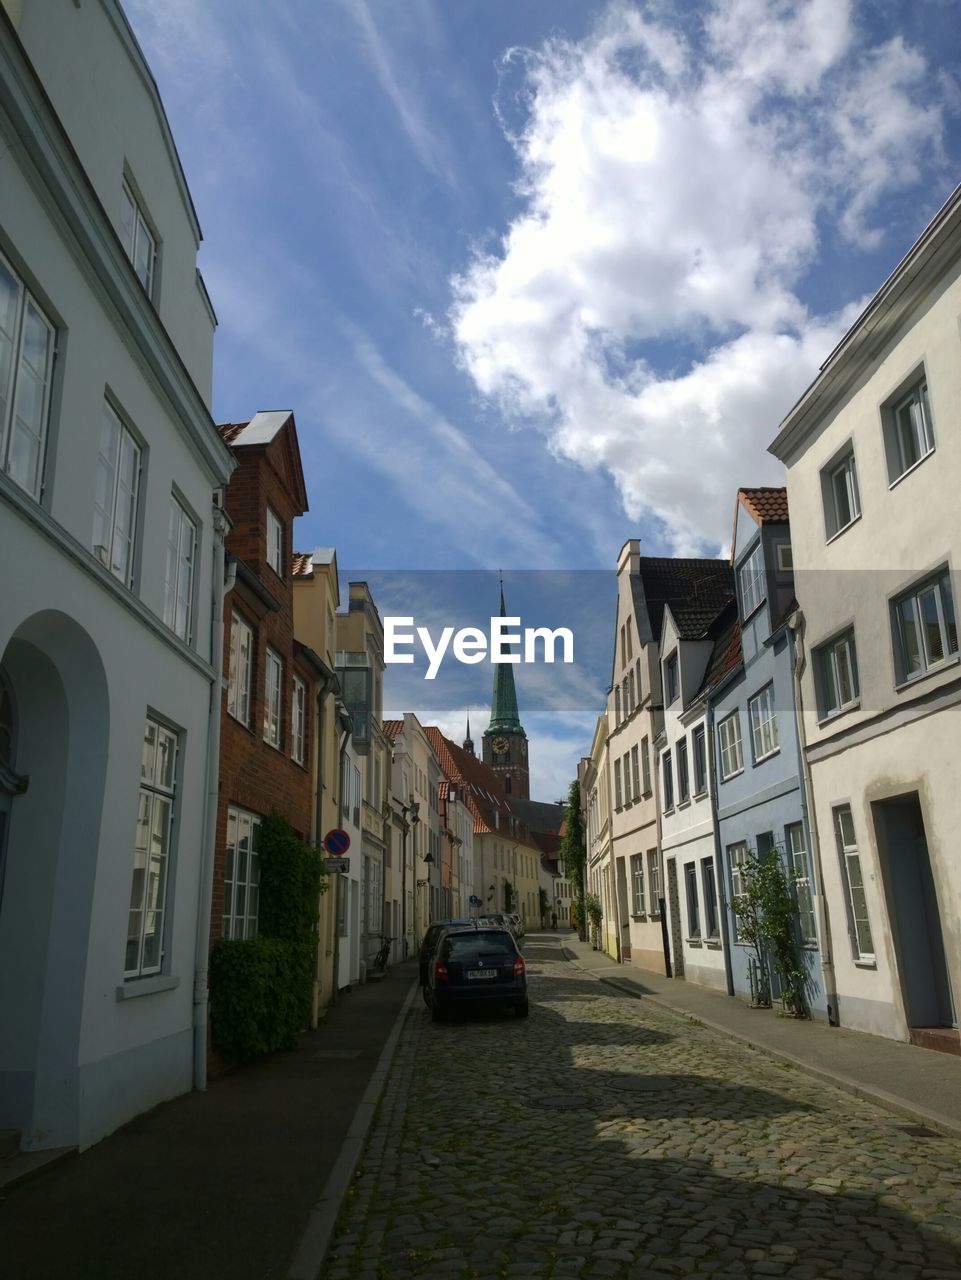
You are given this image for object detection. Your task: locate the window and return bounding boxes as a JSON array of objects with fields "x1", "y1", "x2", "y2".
[
  {"x1": 614, "y1": 757, "x2": 623, "y2": 809},
  {"x1": 622, "y1": 752, "x2": 633, "y2": 804},
  {"x1": 292, "y1": 674, "x2": 307, "y2": 764},
  {"x1": 125, "y1": 718, "x2": 177, "y2": 976},
  {"x1": 833, "y1": 805, "x2": 874, "y2": 961},
  {"x1": 665, "y1": 651, "x2": 679, "y2": 704},
  {"x1": 353, "y1": 764, "x2": 361, "y2": 826},
  {"x1": 163, "y1": 497, "x2": 196, "y2": 641},
  {"x1": 885, "y1": 376, "x2": 934, "y2": 484},
  {"x1": 748, "y1": 684, "x2": 779, "y2": 762},
  {"x1": 628, "y1": 667, "x2": 637, "y2": 713},
  {"x1": 701, "y1": 858, "x2": 719, "y2": 938},
  {"x1": 614, "y1": 685, "x2": 621, "y2": 725},
  {"x1": 717, "y1": 712, "x2": 743, "y2": 779},
  {"x1": 0, "y1": 253, "x2": 55, "y2": 499},
  {"x1": 677, "y1": 738, "x2": 690, "y2": 804},
  {"x1": 739, "y1": 544, "x2": 765, "y2": 617},
  {"x1": 630, "y1": 853, "x2": 646, "y2": 915},
  {"x1": 728, "y1": 841, "x2": 749, "y2": 941},
  {"x1": 647, "y1": 849, "x2": 660, "y2": 914},
  {"x1": 227, "y1": 612, "x2": 253, "y2": 724},
  {"x1": 823, "y1": 448, "x2": 861, "y2": 539},
  {"x1": 224, "y1": 807, "x2": 261, "y2": 940},
  {"x1": 263, "y1": 647, "x2": 282, "y2": 747},
  {"x1": 266, "y1": 505, "x2": 283, "y2": 576},
  {"x1": 641, "y1": 736, "x2": 651, "y2": 795},
  {"x1": 120, "y1": 180, "x2": 156, "y2": 295},
  {"x1": 93, "y1": 401, "x2": 141, "y2": 585},
  {"x1": 662, "y1": 750, "x2": 674, "y2": 812},
  {"x1": 684, "y1": 862, "x2": 700, "y2": 938},
  {"x1": 892, "y1": 569, "x2": 957, "y2": 682},
  {"x1": 776, "y1": 543, "x2": 793, "y2": 572},
  {"x1": 787, "y1": 823, "x2": 817, "y2": 945},
  {"x1": 817, "y1": 630, "x2": 859, "y2": 718},
  {"x1": 631, "y1": 744, "x2": 641, "y2": 799},
  {"x1": 692, "y1": 725, "x2": 707, "y2": 795}
]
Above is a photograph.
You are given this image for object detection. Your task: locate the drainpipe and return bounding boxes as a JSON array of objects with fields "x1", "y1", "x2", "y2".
[
  {"x1": 193, "y1": 504, "x2": 234, "y2": 1093},
  {"x1": 312, "y1": 667, "x2": 338, "y2": 1020},
  {"x1": 331, "y1": 701, "x2": 352, "y2": 1001},
  {"x1": 706, "y1": 700, "x2": 736, "y2": 997},
  {"x1": 788, "y1": 609, "x2": 839, "y2": 1025}
]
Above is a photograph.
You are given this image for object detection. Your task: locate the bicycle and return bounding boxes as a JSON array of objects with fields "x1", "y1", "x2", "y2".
[{"x1": 373, "y1": 934, "x2": 394, "y2": 974}]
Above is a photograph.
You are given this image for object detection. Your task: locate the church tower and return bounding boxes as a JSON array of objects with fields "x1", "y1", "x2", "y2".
[{"x1": 482, "y1": 580, "x2": 530, "y2": 798}]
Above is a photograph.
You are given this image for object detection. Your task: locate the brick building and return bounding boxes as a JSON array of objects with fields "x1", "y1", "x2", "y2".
[{"x1": 213, "y1": 412, "x2": 320, "y2": 950}]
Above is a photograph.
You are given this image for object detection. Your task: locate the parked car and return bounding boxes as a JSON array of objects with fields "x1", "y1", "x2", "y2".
[
  {"x1": 418, "y1": 919, "x2": 474, "y2": 987},
  {"x1": 426, "y1": 926, "x2": 528, "y2": 1021}
]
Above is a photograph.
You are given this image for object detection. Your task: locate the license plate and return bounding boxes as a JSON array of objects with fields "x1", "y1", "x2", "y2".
[{"x1": 467, "y1": 969, "x2": 498, "y2": 979}]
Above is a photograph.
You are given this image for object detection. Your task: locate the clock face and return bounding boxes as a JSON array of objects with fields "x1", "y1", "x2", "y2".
[{"x1": 491, "y1": 735, "x2": 510, "y2": 756}]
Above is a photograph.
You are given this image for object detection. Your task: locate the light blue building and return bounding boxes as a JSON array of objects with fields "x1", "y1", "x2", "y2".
[{"x1": 709, "y1": 489, "x2": 829, "y2": 1020}]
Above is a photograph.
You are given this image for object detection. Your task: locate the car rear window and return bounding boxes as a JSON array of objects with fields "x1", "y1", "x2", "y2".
[{"x1": 444, "y1": 931, "x2": 516, "y2": 961}]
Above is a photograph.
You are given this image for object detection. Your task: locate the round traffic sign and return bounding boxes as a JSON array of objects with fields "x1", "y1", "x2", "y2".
[{"x1": 323, "y1": 828, "x2": 351, "y2": 855}]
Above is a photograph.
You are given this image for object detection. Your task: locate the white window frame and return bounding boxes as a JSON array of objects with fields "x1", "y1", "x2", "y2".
[
  {"x1": 739, "y1": 544, "x2": 765, "y2": 618},
  {"x1": 701, "y1": 857, "x2": 719, "y2": 938},
  {"x1": 227, "y1": 612, "x2": 253, "y2": 725},
  {"x1": 823, "y1": 449, "x2": 861, "y2": 539},
  {"x1": 120, "y1": 179, "x2": 157, "y2": 296},
  {"x1": 647, "y1": 849, "x2": 660, "y2": 914},
  {"x1": 0, "y1": 252, "x2": 56, "y2": 499},
  {"x1": 692, "y1": 724, "x2": 707, "y2": 795},
  {"x1": 677, "y1": 737, "x2": 690, "y2": 804},
  {"x1": 665, "y1": 651, "x2": 679, "y2": 704},
  {"x1": 684, "y1": 861, "x2": 700, "y2": 938},
  {"x1": 125, "y1": 717, "x2": 178, "y2": 977},
  {"x1": 630, "y1": 744, "x2": 641, "y2": 799},
  {"x1": 163, "y1": 496, "x2": 196, "y2": 641},
  {"x1": 728, "y1": 841, "x2": 749, "y2": 942},
  {"x1": 717, "y1": 711, "x2": 743, "y2": 780},
  {"x1": 614, "y1": 685, "x2": 621, "y2": 725},
  {"x1": 833, "y1": 805, "x2": 874, "y2": 962},
  {"x1": 224, "y1": 807, "x2": 261, "y2": 940},
  {"x1": 630, "y1": 853, "x2": 646, "y2": 916},
  {"x1": 748, "y1": 684, "x2": 779, "y2": 762},
  {"x1": 787, "y1": 823, "x2": 817, "y2": 946},
  {"x1": 662, "y1": 750, "x2": 674, "y2": 812},
  {"x1": 614, "y1": 756, "x2": 623, "y2": 809},
  {"x1": 776, "y1": 543, "x2": 793, "y2": 572},
  {"x1": 266, "y1": 505, "x2": 283, "y2": 576},
  {"x1": 264, "y1": 647, "x2": 282, "y2": 747},
  {"x1": 892, "y1": 569, "x2": 957, "y2": 683},
  {"x1": 886, "y1": 376, "x2": 934, "y2": 484},
  {"x1": 292, "y1": 673, "x2": 307, "y2": 764},
  {"x1": 641, "y1": 736, "x2": 651, "y2": 795},
  {"x1": 817, "y1": 630, "x2": 859, "y2": 718},
  {"x1": 93, "y1": 400, "x2": 141, "y2": 586}
]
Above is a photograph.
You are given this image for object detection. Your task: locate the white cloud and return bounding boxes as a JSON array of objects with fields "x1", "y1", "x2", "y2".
[{"x1": 451, "y1": 0, "x2": 948, "y2": 553}]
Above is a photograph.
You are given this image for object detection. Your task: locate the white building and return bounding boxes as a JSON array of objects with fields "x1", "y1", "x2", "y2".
[
  {"x1": 769, "y1": 183, "x2": 961, "y2": 1049},
  {"x1": 0, "y1": 1, "x2": 234, "y2": 1149}
]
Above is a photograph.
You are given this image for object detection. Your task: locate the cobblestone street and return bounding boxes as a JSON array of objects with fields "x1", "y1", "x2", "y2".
[{"x1": 323, "y1": 936, "x2": 961, "y2": 1280}]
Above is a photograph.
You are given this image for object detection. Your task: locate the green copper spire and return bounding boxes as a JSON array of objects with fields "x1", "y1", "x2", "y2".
[{"x1": 488, "y1": 576, "x2": 524, "y2": 733}]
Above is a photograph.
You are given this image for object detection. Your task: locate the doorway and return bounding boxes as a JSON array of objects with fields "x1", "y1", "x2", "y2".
[{"x1": 873, "y1": 793, "x2": 955, "y2": 1038}]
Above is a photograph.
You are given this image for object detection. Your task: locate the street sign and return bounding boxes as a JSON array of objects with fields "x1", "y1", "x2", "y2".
[
  {"x1": 323, "y1": 828, "x2": 351, "y2": 855},
  {"x1": 325, "y1": 857, "x2": 350, "y2": 873}
]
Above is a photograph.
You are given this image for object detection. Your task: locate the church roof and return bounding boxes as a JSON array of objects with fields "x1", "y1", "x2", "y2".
[{"x1": 488, "y1": 582, "x2": 524, "y2": 734}]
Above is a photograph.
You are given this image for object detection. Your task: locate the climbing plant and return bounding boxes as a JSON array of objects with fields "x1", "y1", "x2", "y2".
[
  {"x1": 584, "y1": 891, "x2": 603, "y2": 948},
  {"x1": 559, "y1": 778, "x2": 587, "y2": 941},
  {"x1": 730, "y1": 846, "x2": 808, "y2": 1017}
]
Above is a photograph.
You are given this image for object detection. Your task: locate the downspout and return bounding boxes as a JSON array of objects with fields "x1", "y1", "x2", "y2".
[
  {"x1": 331, "y1": 701, "x2": 352, "y2": 1000},
  {"x1": 193, "y1": 506, "x2": 234, "y2": 1093},
  {"x1": 312, "y1": 668, "x2": 337, "y2": 1019},
  {"x1": 789, "y1": 609, "x2": 839, "y2": 1025},
  {"x1": 706, "y1": 700, "x2": 736, "y2": 997}
]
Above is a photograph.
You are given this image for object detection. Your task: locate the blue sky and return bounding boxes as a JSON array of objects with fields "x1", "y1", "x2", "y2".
[{"x1": 125, "y1": 0, "x2": 959, "y2": 797}]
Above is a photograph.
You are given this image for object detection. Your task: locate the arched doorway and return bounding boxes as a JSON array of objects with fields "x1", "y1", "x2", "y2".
[{"x1": 0, "y1": 612, "x2": 109, "y2": 1149}]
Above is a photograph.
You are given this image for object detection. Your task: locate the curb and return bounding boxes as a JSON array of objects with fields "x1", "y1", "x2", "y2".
[
  {"x1": 286, "y1": 979, "x2": 419, "y2": 1280},
  {"x1": 560, "y1": 946, "x2": 961, "y2": 1142}
]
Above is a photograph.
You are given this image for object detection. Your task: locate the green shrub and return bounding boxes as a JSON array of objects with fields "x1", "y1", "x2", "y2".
[{"x1": 257, "y1": 811, "x2": 325, "y2": 940}]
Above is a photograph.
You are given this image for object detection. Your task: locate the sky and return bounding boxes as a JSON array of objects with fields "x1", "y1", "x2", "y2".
[{"x1": 124, "y1": 0, "x2": 960, "y2": 799}]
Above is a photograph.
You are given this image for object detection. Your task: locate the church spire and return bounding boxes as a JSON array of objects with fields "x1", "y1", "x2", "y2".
[
  {"x1": 488, "y1": 577, "x2": 523, "y2": 733},
  {"x1": 463, "y1": 713, "x2": 475, "y2": 756}
]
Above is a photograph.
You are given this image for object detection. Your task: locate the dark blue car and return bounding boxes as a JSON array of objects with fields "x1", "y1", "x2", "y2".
[{"x1": 427, "y1": 927, "x2": 528, "y2": 1021}]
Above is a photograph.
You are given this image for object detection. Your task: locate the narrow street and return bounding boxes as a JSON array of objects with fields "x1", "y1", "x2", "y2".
[{"x1": 323, "y1": 936, "x2": 961, "y2": 1280}]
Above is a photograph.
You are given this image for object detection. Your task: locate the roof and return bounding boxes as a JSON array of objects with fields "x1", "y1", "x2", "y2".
[
  {"x1": 631, "y1": 557, "x2": 735, "y2": 648},
  {"x1": 737, "y1": 487, "x2": 789, "y2": 525},
  {"x1": 697, "y1": 600, "x2": 742, "y2": 696},
  {"x1": 292, "y1": 551, "x2": 313, "y2": 578},
  {"x1": 382, "y1": 719, "x2": 405, "y2": 743},
  {"x1": 669, "y1": 600, "x2": 735, "y2": 642},
  {"x1": 217, "y1": 411, "x2": 309, "y2": 514},
  {"x1": 217, "y1": 410, "x2": 292, "y2": 447}
]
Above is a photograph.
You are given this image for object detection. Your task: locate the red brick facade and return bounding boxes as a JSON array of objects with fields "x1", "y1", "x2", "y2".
[{"x1": 211, "y1": 414, "x2": 315, "y2": 949}]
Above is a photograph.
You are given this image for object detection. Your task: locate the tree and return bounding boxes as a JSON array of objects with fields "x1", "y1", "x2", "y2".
[
  {"x1": 729, "y1": 845, "x2": 809, "y2": 1017},
  {"x1": 559, "y1": 778, "x2": 587, "y2": 942}
]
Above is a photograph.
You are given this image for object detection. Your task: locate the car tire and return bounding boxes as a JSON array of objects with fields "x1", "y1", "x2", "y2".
[{"x1": 515, "y1": 999, "x2": 529, "y2": 1019}]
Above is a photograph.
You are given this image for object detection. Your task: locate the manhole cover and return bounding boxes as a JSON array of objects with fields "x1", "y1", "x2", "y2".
[
  {"x1": 608, "y1": 1075, "x2": 675, "y2": 1092},
  {"x1": 526, "y1": 1093, "x2": 592, "y2": 1111}
]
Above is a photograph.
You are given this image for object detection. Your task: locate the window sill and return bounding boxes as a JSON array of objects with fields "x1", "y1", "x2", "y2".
[
  {"x1": 825, "y1": 513, "x2": 862, "y2": 546},
  {"x1": 227, "y1": 709, "x2": 253, "y2": 732},
  {"x1": 887, "y1": 448, "x2": 934, "y2": 492},
  {"x1": 706, "y1": 939, "x2": 722, "y2": 950},
  {"x1": 686, "y1": 937, "x2": 703, "y2": 948},
  {"x1": 117, "y1": 974, "x2": 180, "y2": 1001},
  {"x1": 753, "y1": 748, "x2": 780, "y2": 766},
  {"x1": 631, "y1": 913, "x2": 646, "y2": 922},
  {"x1": 693, "y1": 787, "x2": 708, "y2": 800},
  {"x1": 854, "y1": 959, "x2": 877, "y2": 969},
  {"x1": 720, "y1": 768, "x2": 744, "y2": 783},
  {"x1": 678, "y1": 798, "x2": 691, "y2": 810},
  {"x1": 817, "y1": 700, "x2": 861, "y2": 727},
  {"x1": 894, "y1": 653, "x2": 960, "y2": 694},
  {"x1": 663, "y1": 807, "x2": 675, "y2": 817}
]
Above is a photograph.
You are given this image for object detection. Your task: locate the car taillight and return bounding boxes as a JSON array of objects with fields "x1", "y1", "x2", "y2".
[
  {"x1": 513, "y1": 956, "x2": 525, "y2": 977},
  {"x1": 435, "y1": 961, "x2": 449, "y2": 982}
]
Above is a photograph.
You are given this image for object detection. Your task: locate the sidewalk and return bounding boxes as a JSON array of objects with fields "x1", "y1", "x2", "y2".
[
  {"x1": 0, "y1": 963, "x2": 417, "y2": 1280},
  {"x1": 558, "y1": 932, "x2": 961, "y2": 1138}
]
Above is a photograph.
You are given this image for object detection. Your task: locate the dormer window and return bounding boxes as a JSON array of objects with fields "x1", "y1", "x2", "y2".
[
  {"x1": 739, "y1": 544, "x2": 765, "y2": 618},
  {"x1": 266, "y1": 506, "x2": 283, "y2": 576},
  {"x1": 120, "y1": 180, "x2": 156, "y2": 296}
]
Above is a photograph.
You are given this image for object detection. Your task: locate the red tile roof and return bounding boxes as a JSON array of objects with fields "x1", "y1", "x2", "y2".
[
  {"x1": 292, "y1": 551, "x2": 313, "y2": 578},
  {"x1": 382, "y1": 719, "x2": 405, "y2": 742},
  {"x1": 737, "y1": 487, "x2": 789, "y2": 525},
  {"x1": 698, "y1": 600, "x2": 742, "y2": 695}
]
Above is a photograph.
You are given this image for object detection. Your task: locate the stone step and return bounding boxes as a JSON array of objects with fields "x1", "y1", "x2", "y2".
[
  {"x1": 0, "y1": 1145, "x2": 77, "y2": 1193},
  {"x1": 910, "y1": 1026, "x2": 961, "y2": 1056}
]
